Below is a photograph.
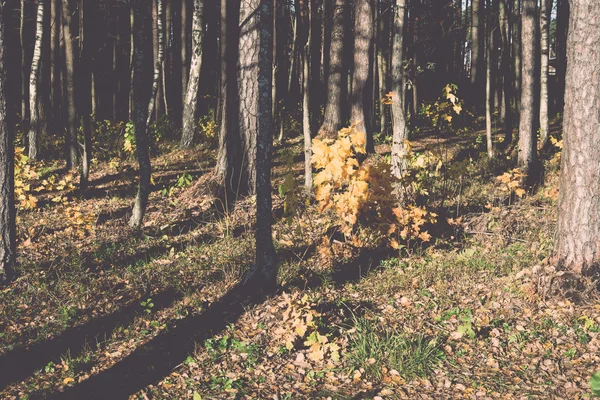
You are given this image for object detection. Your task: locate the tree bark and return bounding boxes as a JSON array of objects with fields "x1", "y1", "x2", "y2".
[
  {"x1": 555, "y1": 0, "x2": 568, "y2": 114},
  {"x1": 129, "y1": 0, "x2": 153, "y2": 229},
  {"x1": 147, "y1": 0, "x2": 165, "y2": 127},
  {"x1": 390, "y1": 0, "x2": 407, "y2": 178},
  {"x1": 180, "y1": 0, "x2": 204, "y2": 148},
  {"x1": 249, "y1": 0, "x2": 277, "y2": 289},
  {"x1": 512, "y1": 0, "x2": 521, "y2": 116},
  {"x1": 553, "y1": 0, "x2": 600, "y2": 279},
  {"x1": 498, "y1": 0, "x2": 513, "y2": 149},
  {"x1": 79, "y1": 0, "x2": 92, "y2": 191},
  {"x1": 485, "y1": 0, "x2": 493, "y2": 158},
  {"x1": 302, "y1": 0, "x2": 312, "y2": 192},
  {"x1": 28, "y1": 0, "x2": 45, "y2": 161},
  {"x1": 62, "y1": 0, "x2": 78, "y2": 169},
  {"x1": 517, "y1": 0, "x2": 538, "y2": 181},
  {"x1": 181, "y1": 0, "x2": 189, "y2": 108},
  {"x1": 350, "y1": 0, "x2": 375, "y2": 151},
  {"x1": 50, "y1": 0, "x2": 60, "y2": 131},
  {"x1": 20, "y1": 0, "x2": 29, "y2": 131},
  {"x1": 318, "y1": 0, "x2": 345, "y2": 137},
  {"x1": 0, "y1": 5, "x2": 16, "y2": 283},
  {"x1": 470, "y1": 0, "x2": 483, "y2": 101},
  {"x1": 538, "y1": 0, "x2": 551, "y2": 148}
]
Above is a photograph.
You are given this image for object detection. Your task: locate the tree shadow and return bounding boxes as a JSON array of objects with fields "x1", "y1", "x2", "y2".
[
  {"x1": 43, "y1": 282, "x2": 274, "y2": 400},
  {"x1": 0, "y1": 285, "x2": 205, "y2": 391}
]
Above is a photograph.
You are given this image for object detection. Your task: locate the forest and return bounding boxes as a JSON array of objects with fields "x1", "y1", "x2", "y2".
[{"x1": 0, "y1": 0, "x2": 599, "y2": 398}]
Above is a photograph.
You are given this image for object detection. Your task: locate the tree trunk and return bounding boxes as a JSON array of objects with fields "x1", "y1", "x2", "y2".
[
  {"x1": 28, "y1": 0, "x2": 45, "y2": 161},
  {"x1": 20, "y1": 0, "x2": 29, "y2": 131},
  {"x1": 249, "y1": 0, "x2": 277, "y2": 289},
  {"x1": 147, "y1": 0, "x2": 165, "y2": 127},
  {"x1": 390, "y1": 0, "x2": 407, "y2": 178},
  {"x1": 512, "y1": 0, "x2": 521, "y2": 116},
  {"x1": 318, "y1": 0, "x2": 345, "y2": 137},
  {"x1": 553, "y1": 0, "x2": 600, "y2": 279},
  {"x1": 470, "y1": 0, "x2": 483, "y2": 101},
  {"x1": 485, "y1": 0, "x2": 493, "y2": 158},
  {"x1": 129, "y1": 0, "x2": 153, "y2": 229},
  {"x1": 498, "y1": 0, "x2": 513, "y2": 148},
  {"x1": 180, "y1": 0, "x2": 204, "y2": 148},
  {"x1": 0, "y1": 6, "x2": 16, "y2": 283},
  {"x1": 50, "y1": 0, "x2": 60, "y2": 131},
  {"x1": 79, "y1": 0, "x2": 92, "y2": 191},
  {"x1": 181, "y1": 0, "x2": 189, "y2": 107},
  {"x1": 538, "y1": 0, "x2": 551, "y2": 148},
  {"x1": 350, "y1": 0, "x2": 374, "y2": 151},
  {"x1": 555, "y1": 0, "x2": 568, "y2": 114},
  {"x1": 62, "y1": 0, "x2": 78, "y2": 169},
  {"x1": 517, "y1": 0, "x2": 538, "y2": 181},
  {"x1": 302, "y1": 1, "x2": 312, "y2": 192}
]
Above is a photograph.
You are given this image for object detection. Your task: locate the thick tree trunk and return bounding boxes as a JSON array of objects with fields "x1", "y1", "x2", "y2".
[
  {"x1": 470, "y1": 0, "x2": 483, "y2": 100},
  {"x1": 517, "y1": 0, "x2": 538, "y2": 181},
  {"x1": 28, "y1": 0, "x2": 45, "y2": 161},
  {"x1": 538, "y1": 0, "x2": 551, "y2": 148},
  {"x1": 250, "y1": 0, "x2": 277, "y2": 289},
  {"x1": 0, "y1": 6, "x2": 16, "y2": 283},
  {"x1": 390, "y1": 0, "x2": 407, "y2": 178},
  {"x1": 553, "y1": 0, "x2": 600, "y2": 279},
  {"x1": 147, "y1": 0, "x2": 165, "y2": 127},
  {"x1": 129, "y1": 0, "x2": 153, "y2": 229},
  {"x1": 318, "y1": 0, "x2": 345, "y2": 137},
  {"x1": 350, "y1": 0, "x2": 374, "y2": 151},
  {"x1": 62, "y1": 0, "x2": 78, "y2": 169},
  {"x1": 180, "y1": 0, "x2": 204, "y2": 148}
]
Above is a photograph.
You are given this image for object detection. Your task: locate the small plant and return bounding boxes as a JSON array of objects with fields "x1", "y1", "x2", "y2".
[
  {"x1": 176, "y1": 172, "x2": 193, "y2": 188},
  {"x1": 44, "y1": 361, "x2": 55, "y2": 373},
  {"x1": 591, "y1": 372, "x2": 600, "y2": 397},
  {"x1": 141, "y1": 298, "x2": 154, "y2": 314}
]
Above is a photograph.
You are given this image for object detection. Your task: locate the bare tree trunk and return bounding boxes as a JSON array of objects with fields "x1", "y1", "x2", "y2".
[
  {"x1": 28, "y1": 0, "x2": 45, "y2": 161},
  {"x1": 391, "y1": 0, "x2": 407, "y2": 177},
  {"x1": 79, "y1": 0, "x2": 92, "y2": 191},
  {"x1": 350, "y1": 0, "x2": 375, "y2": 151},
  {"x1": 512, "y1": 0, "x2": 521, "y2": 116},
  {"x1": 0, "y1": 6, "x2": 16, "y2": 283},
  {"x1": 180, "y1": 0, "x2": 204, "y2": 148},
  {"x1": 181, "y1": 0, "x2": 189, "y2": 107},
  {"x1": 517, "y1": 0, "x2": 538, "y2": 181},
  {"x1": 129, "y1": 0, "x2": 153, "y2": 229},
  {"x1": 50, "y1": 0, "x2": 60, "y2": 131},
  {"x1": 147, "y1": 0, "x2": 165, "y2": 127},
  {"x1": 485, "y1": 0, "x2": 493, "y2": 158},
  {"x1": 62, "y1": 0, "x2": 78, "y2": 169},
  {"x1": 538, "y1": 0, "x2": 551, "y2": 148},
  {"x1": 498, "y1": 0, "x2": 513, "y2": 149},
  {"x1": 302, "y1": 0, "x2": 313, "y2": 192},
  {"x1": 470, "y1": 0, "x2": 483, "y2": 100},
  {"x1": 249, "y1": 0, "x2": 277, "y2": 290},
  {"x1": 318, "y1": 0, "x2": 345, "y2": 137},
  {"x1": 555, "y1": 0, "x2": 568, "y2": 114},
  {"x1": 553, "y1": 0, "x2": 600, "y2": 279},
  {"x1": 20, "y1": 0, "x2": 29, "y2": 131}
]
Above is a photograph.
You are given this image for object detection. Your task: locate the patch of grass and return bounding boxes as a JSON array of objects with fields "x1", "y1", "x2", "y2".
[{"x1": 347, "y1": 314, "x2": 443, "y2": 380}]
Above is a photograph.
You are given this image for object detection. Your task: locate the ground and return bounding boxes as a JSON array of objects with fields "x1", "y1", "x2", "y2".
[{"x1": 1, "y1": 122, "x2": 599, "y2": 400}]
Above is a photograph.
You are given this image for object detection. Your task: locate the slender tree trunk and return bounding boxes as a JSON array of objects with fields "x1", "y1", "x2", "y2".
[
  {"x1": 0, "y1": 6, "x2": 16, "y2": 283},
  {"x1": 180, "y1": 0, "x2": 204, "y2": 148},
  {"x1": 251, "y1": 0, "x2": 277, "y2": 290},
  {"x1": 517, "y1": 0, "x2": 538, "y2": 181},
  {"x1": 485, "y1": 0, "x2": 493, "y2": 158},
  {"x1": 62, "y1": 0, "x2": 78, "y2": 169},
  {"x1": 538, "y1": 0, "x2": 551, "y2": 148},
  {"x1": 28, "y1": 0, "x2": 45, "y2": 161},
  {"x1": 20, "y1": 0, "x2": 29, "y2": 130},
  {"x1": 147, "y1": 0, "x2": 165, "y2": 127},
  {"x1": 318, "y1": 0, "x2": 345, "y2": 137},
  {"x1": 391, "y1": 0, "x2": 407, "y2": 177},
  {"x1": 351, "y1": 0, "x2": 375, "y2": 151},
  {"x1": 302, "y1": 0, "x2": 312, "y2": 192},
  {"x1": 181, "y1": 0, "x2": 189, "y2": 107},
  {"x1": 555, "y1": 0, "x2": 568, "y2": 114},
  {"x1": 512, "y1": 0, "x2": 521, "y2": 115},
  {"x1": 79, "y1": 0, "x2": 92, "y2": 191},
  {"x1": 470, "y1": 0, "x2": 483, "y2": 101},
  {"x1": 50, "y1": 0, "x2": 60, "y2": 131},
  {"x1": 553, "y1": 0, "x2": 600, "y2": 279},
  {"x1": 498, "y1": 0, "x2": 513, "y2": 148},
  {"x1": 129, "y1": 0, "x2": 153, "y2": 229}
]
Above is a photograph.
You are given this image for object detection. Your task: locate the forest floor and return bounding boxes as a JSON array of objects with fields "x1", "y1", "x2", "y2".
[{"x1": 1, "y1": 120, "x2": 600, "y2": 400}]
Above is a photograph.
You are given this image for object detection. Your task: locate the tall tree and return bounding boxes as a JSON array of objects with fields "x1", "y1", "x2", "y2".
[
  {"x1": 147, "y1": 0, "x2": 165, "y2": 126},
  {"x1": 0, "y1": 4, "x2": 15, "y2": 283},
  {"x1": 498, "y1": 0, "x2": 513, "y2": 148},
  {"x1": 512, "y1": 0, "x2": 521, "y2": 115},
  {"x1": 62, "y1": 0, "x2": 78, "y2": 169},
  {"x1": 129, "y1": 0, "x2": 153, "y2": 228},
  {"x1": 485, "y1": 0, "x2": 493, "y2": 158},
  {"x1": 350, "y1": 0, "x2": 375, "y2": 149},
  {"x1": 50, "y1": 0, "x2": 60, "y2": 131},
  {"x1": 27, "y1": 0, "x2": 45, "y2": 161},
  {"x1": 181, "y1": 0, "x2": 189, "y2": 107},
  {"x1": 180, "y1": 0, "x2": 204, "y2": 148},
  {"x1": 554, "y1": 0, "x2": 568, "y2": 114},
  {"x1": 318, "y1": 0, "x2": 345, "y2": 137},
  {"x1": 470, "y1": 0, "x2": 483, "y2": 100},
  {"x1": 538, "y1": 0, "x2": 551, "y2": 148},
  {"x1": 79, "y1": 0, "x2": 92, "y2": 190},
  {"x1": 553, "y1": 0, "x2": 600, "y2": 279},
  {"x1": 517, "y1": 0, "x2": 538, "y2": 181},
  {"x1": 390, "y1": 0, "x2": 407, "y2": 177},
  {"x1": 302, "y1": 0, "x2": 313, "y2": 192},
  {"x1": 249, "y1": 0, "x2": 277, "y2": 289}
]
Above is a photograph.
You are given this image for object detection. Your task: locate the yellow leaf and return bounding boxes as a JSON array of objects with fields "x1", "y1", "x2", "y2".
[{"x1": 63, "y1": 377, "x2": 75, "y2": 385}]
